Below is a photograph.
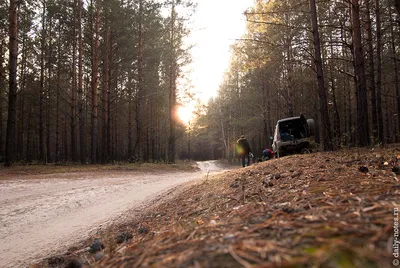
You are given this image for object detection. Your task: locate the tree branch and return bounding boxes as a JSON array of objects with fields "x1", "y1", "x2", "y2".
[{"x1": 245, "y1": 19, "x2": 309, "y2": 31}]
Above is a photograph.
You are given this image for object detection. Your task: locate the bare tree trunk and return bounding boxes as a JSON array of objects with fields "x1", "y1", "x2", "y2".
[
  {"x1": 385, "y1": 94, "x2": 391, "y2": 143},
  {"x1": 151, "y1": 93, "x2": 157, "y2": 160},
  {"x1": 91, "y1": 2, "x2": 100, "y2": 164},
  {"x1": 261, "y1": 72, "x2": 269, "y2": 148},
  {"x1": 285, "y1": 35, "x2": 294, "y2": 118},
  {"x1": 390, "y1": 10, "x2": 400, "y2": 139},
  {"x1": 136, "y1": 0, "x2": 144, "y2": 162},
  {"x1": 101, "y1": 6, "x2": 110, "y2": 164},
  {"x1": 63, "y1": 113, "x2": 68, "y2": 161},
  {"x1": 26, "y1": 103, "x2": 32, "y2": 162},
  {"x1": 284, "y1": 0, "x2": 294, "y2": 118},
  {"x1": 168, "y1": 1, "x2": 177, "y2": 163},
  {"x1": 78, "y1": 0, "x2": 85, "y2": 163},
  {"x1": 366, "y1": 0, "x2": 378, "y2": 141},
  {"x1": 5, "y1": 0, "x2": 19, "y2": 166},
  {"x1": 376, "y1": 0, "x2": 384, "y2": 143},
  {"x1": 155, "y1": 89, "x2": 160, "y2": 161},
  {"x1": 55, "y1": 57, "x2": 60, "y2": 163},
  {"x1": 46, "y1": 17, "x2": 53, "y2": 162},
  {"x1": 218, "y1": 101, "x2": 228, "y2": 157},
  {"x1": 351, "y1": 0, "x2": 370, "y2": 146},
  {"x1": 107, "y1": 49, "x2": 112, "y2": 160},
  {"x1": 328, "y1": 10, "x2": 341, "y2": 148},
  {"x1": 71, "y1": 0, "x2": 78, "y2": 162},
  {"x1": 17, "y1": 34, "x2": 26, "y2": 161},
  {"x1": 340, "y1": 21, "x2": 352, "y2": 146},
  {"x1": 329, "y1": 66, "x2": 341, "y2": 148},
  {"x1": 0, "y1": 41, "x2": 4, "y2": 161},
  {"x1": 309, "y1": 0, "x2": 333, "y2": 151},
  {"x1": 39, "y1": 0, "x2": 46, "y2": 162},
  {"x1": 128, "y1": 92, "x2": 133, "y2": 158},
  {"x1": 187, "y1": 120, "x2": 191, "y2": 159},
  {"x1": 55, "y1": 23, "x2": 61, "y2": 163},
  {"x1": 85, "y1": 73, "x2": 90, "y2": 160}
]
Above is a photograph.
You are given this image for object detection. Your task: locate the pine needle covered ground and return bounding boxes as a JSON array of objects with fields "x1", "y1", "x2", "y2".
[{"x1": 38, "y1": 146, "x2": 400, "y2": 268}]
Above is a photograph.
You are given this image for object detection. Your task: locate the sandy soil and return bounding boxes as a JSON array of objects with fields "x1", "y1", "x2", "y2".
[{"x1": 0, "y1": 161, "x2": 228, "y2": 268}]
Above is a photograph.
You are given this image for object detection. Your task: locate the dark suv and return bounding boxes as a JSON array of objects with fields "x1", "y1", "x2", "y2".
[{"x1": 272, "y1": 114, "x2": 315, "y2": 158}]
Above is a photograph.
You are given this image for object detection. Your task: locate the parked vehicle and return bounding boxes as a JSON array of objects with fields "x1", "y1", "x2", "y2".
[{"x1": 272, "y1": 114, "x2": 315, "y2": 158}]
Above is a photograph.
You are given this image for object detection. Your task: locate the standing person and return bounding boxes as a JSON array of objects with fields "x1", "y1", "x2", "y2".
[{"x1": 236, "y1": 135, "x2": 252, "y2": 167}]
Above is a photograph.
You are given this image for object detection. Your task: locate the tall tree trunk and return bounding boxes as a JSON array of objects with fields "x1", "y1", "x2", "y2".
[
  {"x1": 5, "y1": 0, "x2": 19, "y2": 166},
  {"x1": 110, "y1": 75, "x2": 117, "y2": 160},
  {"x1": 56, "y1": 56, "x2": 60, "y2": 163},
  {"x1": 385, "y1": 95, "x2": 391, "y2": 143},
  {"x1": 0, "y1": 41, "x2": 4, "y2": 161},
  {"x1": 107, "y1": 48, "x2": 112, "y2": 161},
  {"x1": 329, "y1": 65, "x2": 341, "y2": 148},
  {"x1": 218, "y1": 101, "x2": 228, "y2": 157},
  {"x1": 328, "y1": 10, "x2": 341, "y2": 148},
  {"x1": 155, "y1": 88, "x2": 160, "y2": 161},
  {"x1": 17, "y1": 34, "x2": 26, "y2": 161},
  {"x1": 46, "y1": 17, "x2": 53, "y2": 162},
  {"x1": 390, "y1": 10, "x2": 400, "y2": 139},
  {"x1": 282, "y1": 0, "x2": 294, "y2": 118},
  {"x1": 366, "y1": 0, "x2": 378, "y2": 141},
  {"x1": 85, "y1": 73, "x2": 90, "y2": 160},
  {"x1": 128, "y1": 93, "x2": 133, "y2": 158},
  {"x1": 285, "y1": 28, "x2": 294, "y2": 117},
  {"x1": 63, "y1": 113, "x2": 68, "y2": 161},
  {"x1": 136, "y1": 0, "x2": 144, "y2": 162},
  {"x1": 340, "y1": 21, "x2": 353, "y2": 145},
  {"x1": 39, "y1": 0, "x2": 46, "y2": 162},
  {"x1": 101, "y1": 6, "x2": 110, "y2": 164},
  {"x1": 55, "y1": 23, "x2": 61, "y2": 163},
  {"x1": 91, "y1": 2, "x2": 100, "y2": 164},
  {"x1": 168, "y1": 1, "x2": 177, "y2": 163},
  {"x1": 261, "y1": 71, "x2": 269, "y2": 148},
  {"x1": 376, "y1": 0, "x2": 384, "y2": 143},
  {"x1": 351, "y1": 0, "x2": 370, "y2": 146},
  {"x1": 78, "y1": 0, "x2": 85, "y2": 163},
  {"x1": 26, "y1": 103, "x2": 32, "y2": 162},
  {"x1": 309, "y1": 0, "x2": 333, "y2": 151},
  {"x1": 71, "y1": 0, "x2": 78, "y2": 162}
]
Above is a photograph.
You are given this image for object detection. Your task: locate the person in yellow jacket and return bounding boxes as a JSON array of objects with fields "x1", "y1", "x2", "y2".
[{"x1": 236, "y1": 135, "x2": 252, "y2": 167}]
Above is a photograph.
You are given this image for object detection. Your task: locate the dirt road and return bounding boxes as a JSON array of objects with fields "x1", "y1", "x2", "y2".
[{"x1": 0, "y1": 161, "x2": 227, "y2": 268}]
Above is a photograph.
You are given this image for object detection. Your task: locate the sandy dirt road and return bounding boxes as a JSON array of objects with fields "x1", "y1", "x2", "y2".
[{"x1": 0, "y1": 161, "x2": 228, "y2": 268}]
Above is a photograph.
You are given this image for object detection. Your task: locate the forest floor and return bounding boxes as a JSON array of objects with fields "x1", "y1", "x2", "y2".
[
  {"x1": 0, "y1": 161, "x2": 198, "y2": 180},
  {"x1": 32, "y1": 146, "x2": 400, "y2": 268}
]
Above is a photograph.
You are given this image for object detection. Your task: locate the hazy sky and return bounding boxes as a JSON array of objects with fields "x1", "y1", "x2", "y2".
[{"x1": 187, "y1": 0, "x2": 254, "y2": 101}]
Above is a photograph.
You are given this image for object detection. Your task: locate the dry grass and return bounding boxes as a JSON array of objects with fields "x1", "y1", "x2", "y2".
[{"x1": 35, "y1": 146, "x2": 400, "y2": 267}]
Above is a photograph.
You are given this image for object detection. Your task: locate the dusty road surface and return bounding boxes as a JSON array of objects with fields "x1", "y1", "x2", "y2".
[{"x1": 0, "y1": 161, "x2": 229, "y2": 268}]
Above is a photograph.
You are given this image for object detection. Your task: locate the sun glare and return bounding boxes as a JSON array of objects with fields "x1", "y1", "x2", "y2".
[{"x1": 177, "y1": 105, "x2": 194, "y2": 125}]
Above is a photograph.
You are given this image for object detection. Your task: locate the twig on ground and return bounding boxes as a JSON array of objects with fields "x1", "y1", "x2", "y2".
[{"x1": 228, "y1": 245, "x2": 252, "y2": 268}]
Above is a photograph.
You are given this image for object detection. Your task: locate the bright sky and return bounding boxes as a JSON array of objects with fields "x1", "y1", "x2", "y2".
[{"x1": 188, "y1": 0, "x2": 254, "y2": 101}]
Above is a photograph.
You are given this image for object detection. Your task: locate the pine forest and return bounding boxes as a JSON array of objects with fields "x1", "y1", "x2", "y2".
[{"x1": 1, "y1": 0, "x2": 400, "y2": 165}]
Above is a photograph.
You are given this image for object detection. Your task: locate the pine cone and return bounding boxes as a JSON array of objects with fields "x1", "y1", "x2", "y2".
[{"x1": 358, "y1": 166, "x2": 369, "y2": 173}]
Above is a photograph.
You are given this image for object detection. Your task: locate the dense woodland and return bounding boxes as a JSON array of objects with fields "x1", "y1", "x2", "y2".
[
  {"x1": 1, "y1": 0, "x2": 194, "y2": 165},
  {"x1": 189, "y1": 0, "x2": 400, "y2": 160},
  {"x1": 2, "y1": 0, "x2": 400, "y2": 165}
]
